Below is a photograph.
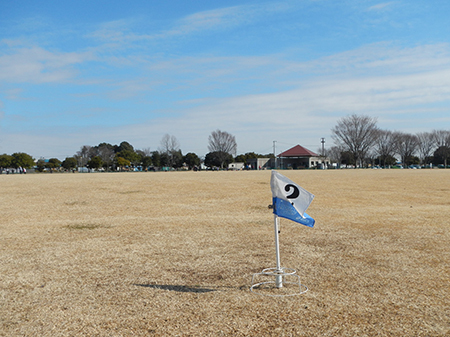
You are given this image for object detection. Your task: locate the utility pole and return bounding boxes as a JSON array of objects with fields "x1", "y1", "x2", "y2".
[
  {"x1": 321, "y1": 138, "x2": 325, "y2": 157},
  {"x1": 273, "y1": 140, "x2": 277, "y2": 169}
]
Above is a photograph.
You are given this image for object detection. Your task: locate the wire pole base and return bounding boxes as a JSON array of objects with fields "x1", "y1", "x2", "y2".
[{"x1": 250, "y1": 267, "x2": 308, "y2": 297}]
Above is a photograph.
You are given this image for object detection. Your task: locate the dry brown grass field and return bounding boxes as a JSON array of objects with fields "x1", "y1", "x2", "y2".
[{"x1": 1, "y1": 169, "x2": 449, "y2": 336}]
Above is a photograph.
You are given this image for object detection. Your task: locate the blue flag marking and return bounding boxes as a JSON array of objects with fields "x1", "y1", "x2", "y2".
[{"x1": 272, "y1": 197, "x2": 315, "y2": 228}]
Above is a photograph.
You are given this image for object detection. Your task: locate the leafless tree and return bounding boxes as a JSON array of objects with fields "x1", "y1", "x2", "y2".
[
  {"x1": 159, "y1": 134, "x2": 180, "y2": 167},
  {"x1": 416, "y1": 132, "x2": 436, "y2": 165},
  {"x1": 393, "y1": 132, "x2": 418, "y2": 166},
  {"x1": 140, "y1": 147, "x2": 152, "y2": 157},
  {"x1": 432, "y1": 130, "x2": 450, "y2": 147},
  {"x1": 208, "y1": 130, "x2": 237, "y2": 169},
  {"x1": 331, "y1": 114, "x2": 379, "y2": 167},
  {"x1": 365, "y1": 149, "x2": 379, "y2": 167},
  {"x1": 432, "y1": 130, "x2": 450, "y2": 167},
  {"x1": 374, "y1": 130, "x2": 396, "y2": 167},
  {"x1": 75, "y1": 145, "x2": 92, "y2": 167},
  {"x1": 325, "y1": 145, "x2": 343, "y2": 164}
]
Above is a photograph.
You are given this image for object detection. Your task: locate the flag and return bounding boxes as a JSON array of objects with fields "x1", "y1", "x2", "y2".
[{"x1": 270, "y1": 170, "x2": 315, "y2": 227}]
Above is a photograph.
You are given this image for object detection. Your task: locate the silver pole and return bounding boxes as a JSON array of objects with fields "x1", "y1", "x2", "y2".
[
  {"x1": 273, "y1": 140, "x2": 277, "y2": 169},
  {"x1": 274, "y1": 214, "x2": 283, "y2": 288}
]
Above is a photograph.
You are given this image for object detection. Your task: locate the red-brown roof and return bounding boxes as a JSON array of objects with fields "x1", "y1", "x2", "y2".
[{"x1": 278, "y1": 145, "x2": 318, "y2": 157}]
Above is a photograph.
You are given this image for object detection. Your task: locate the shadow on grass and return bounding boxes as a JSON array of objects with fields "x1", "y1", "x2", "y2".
[{"x1": 134, "y1": 284, "x2": 216, "y2": 293}]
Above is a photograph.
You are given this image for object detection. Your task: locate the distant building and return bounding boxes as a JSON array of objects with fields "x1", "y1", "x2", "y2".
[
  {"x1": 247, "y1": 157, "x2": 271, "y2": 170},
  {"x1": 277, "y1": 145, "x2": 330, "y2": 169},
  {"x1": 228, "y1": 162, "x2": 245, "y2": 170}
]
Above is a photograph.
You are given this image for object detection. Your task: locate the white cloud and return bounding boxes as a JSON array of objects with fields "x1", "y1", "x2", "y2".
[
  {"x1": 88, "y1": 2, "x2": 294, "y2": 46},
  {"x1": 86, "y1": 18, "x2": 142, "y2": 48},
  {"x1": 86, "y1": 7, "x2": 247, "y2": 46},
  {"x1": 106, "y1": 60, "x2": 450, "y2": 154},
  {"x1": 367, "y1": 2, "x2": 395, "y2": 11},
  {"x1": 286, "y1": 43, "x2": 450, "y2": 76},
  {"x1": 3, "y1": 87, "x2": 24, "y2": 100},
  {"x1": 158, "y1": 2, "x2": 291, "y2": 38},
  {"x1": 2, "y1": 39, "x2": 450, "y2": 158},
  {"x1": 0, "y1": 43, "x2": 94, "y2": 84},
  {"x1": 147, "y1": 42, "x2": 450, "y2": 150},
  {"x1": 172, "y1": 6, "x2": 245, "y2": 35}
]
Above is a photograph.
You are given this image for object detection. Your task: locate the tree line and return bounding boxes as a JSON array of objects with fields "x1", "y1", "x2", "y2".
[
  {"x1": 329, "y1": 114, "x2": 450, "y2": 168},
  {"x1": 3, "y1": 119, "x2": 448, "y2": 172},
  {"x1": 0, "y1": 130, "x2": 273, "y2": 172}
]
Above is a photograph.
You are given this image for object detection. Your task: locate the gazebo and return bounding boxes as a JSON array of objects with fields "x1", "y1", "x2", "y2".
[{"x1": 278, "y1": 145, "x2": 329, "y2": 169}]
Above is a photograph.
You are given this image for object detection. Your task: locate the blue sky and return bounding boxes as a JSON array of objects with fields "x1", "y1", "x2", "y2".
[{"x1": 1, "y1": 0, "x2": 450, "y2": 159}]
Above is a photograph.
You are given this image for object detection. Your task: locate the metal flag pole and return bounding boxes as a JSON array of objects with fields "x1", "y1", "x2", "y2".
[
  {"x1": 274, "y1": 214, "x2": 283, "y2": 288},
  {"x1": 250, "y1": 210, "x2": 307, "y2": 296},
  {"x1": 250, "y1": 170, "x2": 313, "y2": 296}
]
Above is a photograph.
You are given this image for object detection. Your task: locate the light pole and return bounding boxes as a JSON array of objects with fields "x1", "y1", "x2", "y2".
[{"x1": 273, "y1": 140, "x2": 277, "y2": 169}]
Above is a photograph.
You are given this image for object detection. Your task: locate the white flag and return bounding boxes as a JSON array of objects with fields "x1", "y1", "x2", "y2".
[{"x1": 270, "y1": 170, "x2": 315, "y2": 227}]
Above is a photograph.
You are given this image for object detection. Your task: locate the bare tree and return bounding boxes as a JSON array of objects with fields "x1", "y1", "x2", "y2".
[
  {"x1": 432, "y1": 130, "x2": 450, "y2": 167},
  {"x1": 374, "y1": 130, "x2": 396, "y2": 167},
  {"x1": 327, "y1": 145, "x2": 344, "y2": 165},
  {"x1": 331, "y1": 114, "x2": 379, "y2": 167},
  {"x1": 393, "y1": 132, "x2": 418, "y2": 166},
  {"x1": 75, "y1": 145, "x2": 92, "y2": 167},
  {"x1": 140, "y1": 147, "x2": 152, "y2": 157},
  {"x1": 365, "y1": 149, "x2": 379, "y2": 167},
  {"x1": 432, "y1": 130, "x2": 450, "y2": 147},
  {"x1": 208, "y1": 130, "x2": 237, "y2": 169},
  {"x1": 416, "y1": 132, "x2": 436, "y2": 165},
  {"x1": 159, "y1": 134, "x2": 181, "y2": 168}
]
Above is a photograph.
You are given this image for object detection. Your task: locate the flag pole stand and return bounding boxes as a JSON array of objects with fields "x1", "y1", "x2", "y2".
[
  {"x1": 274, "y1": 214, "x2": 283, "y2": 288},
  {"x1": 250, "y1": 213, "x2": 308, "y2": 297}
]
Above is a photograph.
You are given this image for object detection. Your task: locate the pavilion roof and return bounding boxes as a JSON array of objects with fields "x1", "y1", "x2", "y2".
[{"x1": 278, "y1": 145, "x2": 318, "y2": 157}]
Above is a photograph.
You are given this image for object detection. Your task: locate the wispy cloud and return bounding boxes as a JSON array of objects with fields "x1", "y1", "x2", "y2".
[
  {"x1": 162, "y1": 1, "x2": 294, "y2": 38},
  {"x1": 0, "y1": 43, "x2": 93, "y2": 84},
  {"x1": 2, "y1": 88, "x2": 24, "y2": 100},
  {"x1": 86, "y1": 6, "x2": 248, "y2": 46},
  {"x1": 168, "y1": 6, "x2": 246, "y2": 36},
  {"x1": 88, "y1": 2, "x2": 293, "y2": 46},
  {"x1": 86, "y1": 19, "x2": 139, "y2": 45},
  {"x1": 284, "y1": 43, "x2": 450, "y2": 76},
  {"x1": 367, "y1": 2, "x2": 395, "y2": 11}
]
